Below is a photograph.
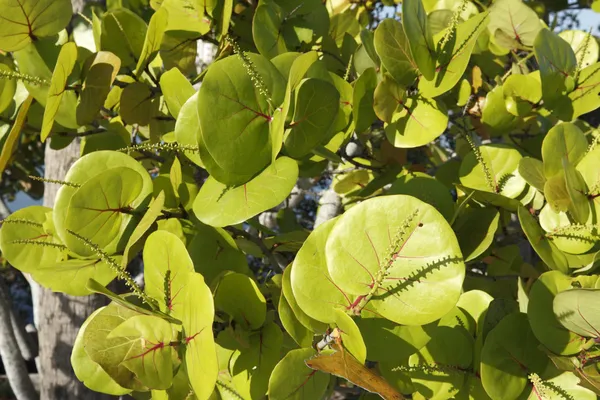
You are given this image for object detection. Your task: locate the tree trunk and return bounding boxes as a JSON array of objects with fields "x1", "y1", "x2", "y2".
[
  {"x1": 37, "y1": 139, "x2": 112, "y2": 400},
  {"x1": 0, "y1": 279, "x2": 37, "y2": 400}
]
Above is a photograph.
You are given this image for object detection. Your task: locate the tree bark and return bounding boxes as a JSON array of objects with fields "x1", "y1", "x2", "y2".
[
  {"x1": 38, "y1": 139, "x2": 112, "y2": 400},
  {"x1": 0, "y1": 279, "x2": 37, "y2": 400}
]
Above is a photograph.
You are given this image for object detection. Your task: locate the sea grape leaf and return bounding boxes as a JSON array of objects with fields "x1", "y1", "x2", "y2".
[
  {"x1": 72, "y1": 307, "x2": 131, "y2": 395},
  {"x1": 419, "y1": 12, "x2": 489, "y2": 98},
  {"x1": 101, "y1": 9, "x2": 147, "y2": 68},
  {"x1": 120, "y1": 82, "x2": 158, "y2": 126},
  {"x1": 373, "y1": 74, "x2": 405, "y2": 124},
  {"x1": 554, "y1": 289, "x2": 600, "y2": 339},
  {"x1": 305, "y1": 342, "x2": 403, "y2": 400},
  {"x1": 160, "y1": 30, "x2": 199, "y2": 76},
  {"x1": 230, "y1": 321, "x2": 283, "y2": 399},
  {"x1": 544, "y1": 173, "x2": 571, "y2": 214},
  {"x1": 278, "y1": 289, "x2": 314, "y2": 348},
  {"x1": 63, "y1": 166, "x2": 145, "y2": 257},
  {"x1": 0, "y1": 206, "x2": 63, "y2": 273},
  {"x1": 525, "y1": 372, "x2": 596, "y2": 400},
  {"x1": 253, "y1": 1, "x2": 287, "y2": 59},
  {"x1": 570, "y1": 62, "x2": 600, "y2": 120},
  {"x1": 143, "y1": 230, "x2": 195, "y2": 316},
  {"x1": 503, "y1": 73, "x2": 542, "y2": 105},
  {"x1": 160, "y1": 67, "x2": 195, "y2": 118},
  {"x1": 0, "y1": 63, "x2": 17, "y2": 114},
  {"x1": 534, "y1": 28, "x2": 577, "y2": 109},
  {"x1": 283, "y1": 78, "x2": 340, "y2": 159},
  {"x1": 563, "y1": 158, "x2": 590, "y2": 224},
  {"x1": 173, "y1": 92, "x2": 203, "y2": 165},
  {"x1": 187, "y1": 222, "x2": 250, "y2": 285},
  {"x1": 83, "y1": 302, "x2": 147, "y2": 390},
  {"x1": 541, "y1": 122, "x2": 587, "y2": 179},
  {"x1": 268, "y1": 348, "x2": 331, "y2": 400},
  {"x1": 402, "y1": 0, "x2": 436, "y2": 80},
  {"x1": 154, "y1": 0, "x2": 210, "y2": 34},
  {"x1": 518, "y1": 157, "x2": 546, "y2": 193},
  {"x1": 214, "y1": 272, "x2": 266, "y2": 330},
  {"x1": 352, "y1": 67, "x2": 378, "y2": 133},
  {"x1": 180, "y1": 272, "x2": 218, "y2": 400},
  {"x1": 480, "y1": 312, "x2": 554, "y2": 400},
  {"x1": 528, "y1": 271, "x2": 592, "y2": 355},
  {"x1": 41, "y1": 42, "x2": 78, "y2": 142},
  {"x1": 0, "y1": 0, "x2": 72, "y2": 52},
  {"x1": 559, "y1": 30, "x2": 599, "y2": 70},
  {"x1": 373, "y1": 18, "x2": 418, "y2": 85},
  {"x1": 197, "y1": 53, "x2": 286, "y2": 186},
  {"x1": 107, "y1": 315, "x2": 175, "y2": 389},
  {"x1": 388, "y1": 171, "x2": 455, "y2": 222},
  {"x1": 453, "y1": 205, "x2": 500, "y2": 262},
  {"x1": 121, "y1": 191, "x2": 165, "y2": 269},
  {"x1": 290, "y1": 217, "x2": 360, "y2": 324},
  {"x1": 355, "y1": 312, "x2": 436, "y2": 363},
  {"x1": 135, "y1": 6, "x2": 168, "y2": 78},
  {"x1": 459, "y1": 143, "x2": 526, "y2": 198},
  {"x1": 325, "y1": 195, "x2": 465, "y2": 326},
  {"x1": 538, "y1": 204, "x2": 595, "y2": 255},
  {"x1": 77, "y1": 51, "x2": 121, "y2": 125},
  {"x1": 384, "y1": 94, "x2": 449, "y2": 148},
  {"x1": 408, "y1": 326, "x2": 473, "y2": 400},
  {"x1": 487, "y1": 0, "x2": 542, "y2": 49},
  {"x1": 0, "y1": 95, "x2": 33, "y2": 176},
  {"x1": 270, "y1": 51, "x2": 319, "y2": 163},
  {"x1": 192, "y1": 156, "x2": 298, "y2": 227},
  {"x1": 13, "y1": 39, "x2": 78, "y2": 129},
  {"x1": 518, "y1": 206, "x2": 569, "y2": 274},
  {"x1": 282, "y1": 264, "x2": 327, "y2": 333},
  {"x1": 33, "y1": 257, "x2": 118, "y2": 296},
  {"x1": 331, "y1": 309, "x2": 367, "y2": 364},
  {"x1": 481, "y1": 85, "x2": 519, "y2": 135}
]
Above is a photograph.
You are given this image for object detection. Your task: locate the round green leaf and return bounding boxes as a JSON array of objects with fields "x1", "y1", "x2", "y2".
[
  {"x1": 480, "y1": 312, "x2": 553, "y2": 400},
  {"x1": 0, "y1": 206, "x2": 63, "y2": 273},
  {"x1": 282, "y1": 265, "x2": 327, "y2": 333},
  {"x1": 120, "y1": 82, "x2": 158, "y2": 126},
  {"x1": 503, "y1": 73, "x2": 542, "y2": 104},
  {"x1": 373, "y1": 74, "x2": 405, "y2": 124},
  {"x1": 528, "y1": 271, "x2": 592, "y2": 355},
  {"x1": 290, "y1": 217, "x2": 359, "y2": 324},
  {"x1": 41, "y1": 42, "x2": 78, "y2": 142},
  {"x1": 180, "y1": 272, "x2": 218, "y2": 400},
  {"x1": 278, "y1": 290, "x2": 314, "y2": 348},
  {"x1": 518, "y1": 157, "x2": 546, "y2": 193},
  {"x1": 384, "y1": 95, "x2": 449, "y2": 148},
  {"x1": 487, "y1": 0, "x2": 542, "y2": 48},
  {"x1": 453, "y1": 205, "x2": 500, "y2": 262},
  {"x1": 352, "y1": 67, "x2": 378, "y2": 133},
  {"x1": 283, "y1": 78, "x2": 340, "y2": 158},
  {"x1": 53, "y1": 151, "x2": 153, "y2": 254},
  {"x1": 143, "y1": 230, "x2": 195, "y2": 316},
  {"x1": 101, "y1": 9, "x2": 147, "y2": 68},
  {"x1": 63, "y1": 167, "x2": 145, "y2": 257},
  {"x1": 187, "y1": 222, "x2": 250, "y2": 285},
  {"x1": 325, "y1": 195, "x2": 465, "y2": 325},
  {"x1": 71, "y1": 307, "x2": 131, "y2": 395},
  {"x1": 563, "y1": 158, "x2": 590, "y2": 224},
  {"x1": 539, "y1": 202, "x2": 595, "y2": 255},
  {"x1": 107, "y1": 315, "x2": 175, "y2": 390},
  {"x1": 214, "y1": 272, "x2": 266, "y2": 330},
  {"x1": 559, "y1": 30, "x2": 599, "y2": 70},
  {"x1": 33, "y1": 257, "x2": 118, "y2": 297},
  {"x1": 388, "y1": 172, "x2": 455, "y2": 222},
  {"x1": 374, "y1": 19, "x2": 417, "y2": 85},
  {"x1": 409, "y1": 326, "x2": 473, "y2": 400},
  {"x1": 230, "y1": 321, "x2": 283, "y2": 399},
  {"x1": 332, "y1": 309, "x2": 367, "y2": 364},
  {"x1": 541, "y1": 122, "x2": 587, "y2": 179},
  {"x1": 553, "y1": 289, "x2": 600, "y2": 338},
  {"x1": 253, "y1": 2, "x2": 287, "y2": 59},
  {"x1": 0, "y1": 0, "x2": 72, "y2": 52},
  {"x1": 0, "y1": 63, "x2": 17, "y2": 114},
  {"x1": 570, "y1": 62, "x2": 600, "y2": 120},
  {"x1": 197, "y1": 53, "x2": 286, "y2": 186},
  {"x1": 160, "y1": 67, "x2": 195, "y2": 118},
  {"x1": 459, "y1": 144, "x2": 526, "y2": 198},
  {"x1": 518, "y1": 206, "x2": 569, "y2": 273},
  {"x1": 419, "y1": 12, "x2": 489, "y2": 98},
  {"x1": 174, "y1": 92, "x2": 203, "y2": 168},
  {"x1": 192, "y1": 156, "x2": 298, "y2": 227},
  {"x1": 481, "y1": 86, "x2": 519, "y2": 135},
  {"x1": 268, "y1": 348, "x2": 331, "y2": 400},
  {"x1": 402, "y1": 0, "x2": 436, "y2": 81},
  {"x1": 77, "y1": 51, "x2": 121, "y2": 126}
]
